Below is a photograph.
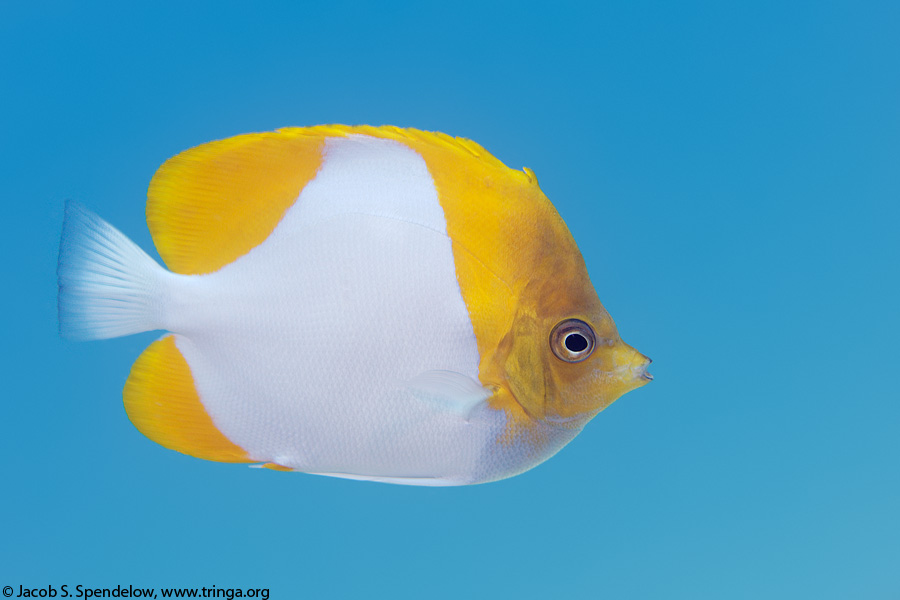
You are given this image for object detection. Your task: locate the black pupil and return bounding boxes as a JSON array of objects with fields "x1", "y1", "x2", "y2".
[{"x1": 565, "y1": 333, "x2": 588, "y2": 353}]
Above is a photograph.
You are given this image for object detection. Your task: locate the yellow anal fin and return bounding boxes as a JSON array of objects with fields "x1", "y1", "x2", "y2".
[
  {"x1": 260, "y1": 462, "x2": 293, "y2": 472},
  {"x1": 124, "y1": 335, "x2": 251, "y2": 463},
  {"x1": 147, "y1": 130, "x2": 326, "y2": 275}
]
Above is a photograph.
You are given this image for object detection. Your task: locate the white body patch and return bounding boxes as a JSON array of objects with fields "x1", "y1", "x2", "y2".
[{"x1": 163, "y1": 136, "x2": 507, "y2": 483}]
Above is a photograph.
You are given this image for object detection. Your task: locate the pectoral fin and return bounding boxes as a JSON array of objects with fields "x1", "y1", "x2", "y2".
[{"x1": 405, "y1": 370, "x2": 492, "y2": 421}]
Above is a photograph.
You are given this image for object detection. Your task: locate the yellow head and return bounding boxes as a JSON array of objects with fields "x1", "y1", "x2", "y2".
[
  {"x1": 413, "y1": 140, "x2": 650, "y2": 427},
  {"x1": 492, "y1": 249, "x2": 652, "y2": 425}
]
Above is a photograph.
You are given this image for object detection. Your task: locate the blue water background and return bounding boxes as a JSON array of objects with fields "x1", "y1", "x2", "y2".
[{"x1": 2, "y1": 1, "x2": 898, "y2": 598}]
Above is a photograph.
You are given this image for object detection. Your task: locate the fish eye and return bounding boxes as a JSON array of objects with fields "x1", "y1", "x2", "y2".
[{"x1": 550, "y1": 319, "x2": 595, "y2": 363}]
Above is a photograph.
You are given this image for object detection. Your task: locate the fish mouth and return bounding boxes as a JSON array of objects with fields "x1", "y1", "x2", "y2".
[
  {"x1": 629, "y1": 355, "x2": 653, "y2": 383},
  {"x1": 608, "y1": 346, "x2": 653, "y2": 388},
  {"x1": 641, "y1": 358, "x2": 654, "y2": 381}
]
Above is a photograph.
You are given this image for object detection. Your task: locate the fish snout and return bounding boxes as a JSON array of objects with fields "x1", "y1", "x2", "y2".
[
  {"x1": 632, "y1": 353, "x2": 653, "y2": 382},
  {"x1": 611, "y1": 343, "x2": 653, "y2": 389}
]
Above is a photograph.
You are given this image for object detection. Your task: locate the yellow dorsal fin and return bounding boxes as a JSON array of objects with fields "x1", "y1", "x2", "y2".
[
  {"x1": 281, "y1": 124, "x2": 507, "y2": 165},
  {"x1": 146, "y1": 125, "x2": 522, "y2": 275},
  {"x1": 124, "y1": 335, "x2": 251, "y2": 463},
  {"x1": 146, "y1": 130, "x2": 328, "y2": 274}
]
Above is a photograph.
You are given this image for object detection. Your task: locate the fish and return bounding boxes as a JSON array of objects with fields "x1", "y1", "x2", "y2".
[{"x1": 57, "y1": 125, "x2": 651, "y2": 486}]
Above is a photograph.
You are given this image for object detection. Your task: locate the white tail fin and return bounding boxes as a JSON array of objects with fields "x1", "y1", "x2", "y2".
[{"x1": 57, "y1": 201, "x2": 168, "y2": 341}]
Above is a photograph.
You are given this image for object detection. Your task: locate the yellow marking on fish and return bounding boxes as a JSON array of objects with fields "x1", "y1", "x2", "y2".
[
  {"x1": 147, "y1": 131, "x2": 326, "y2": 274},
  {"x1": 124, "y1": 335, "x2": 251, "y2": 462},
  {"x1": 261, "y1": 462, "x2": 293, "y2": 472}
]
